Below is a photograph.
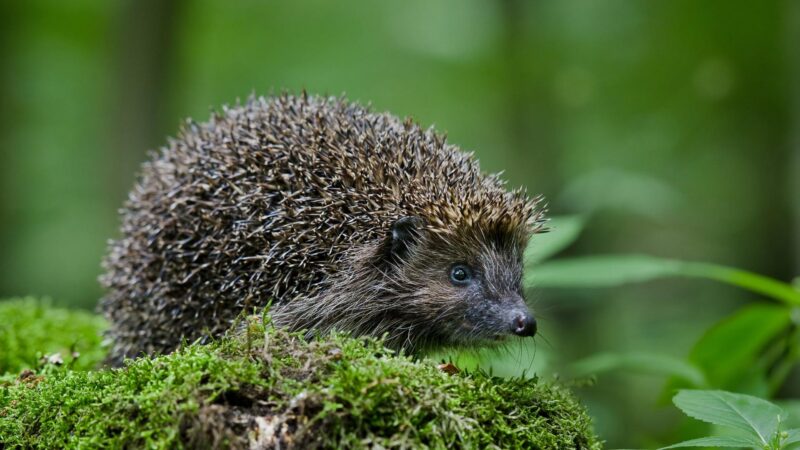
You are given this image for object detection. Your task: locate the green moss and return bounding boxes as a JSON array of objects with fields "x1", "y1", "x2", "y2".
[
  {"x1": 0, "y1": 307, "x2": 601, "y2": 449},
  {"x1": 0, "y1": 298, "x2": 107, "y2": 374}
]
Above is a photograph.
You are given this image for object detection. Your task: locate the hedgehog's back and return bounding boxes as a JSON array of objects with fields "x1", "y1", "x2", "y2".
[{"x1": 100, "y1": 94, "x2": 536, "y2": 363}]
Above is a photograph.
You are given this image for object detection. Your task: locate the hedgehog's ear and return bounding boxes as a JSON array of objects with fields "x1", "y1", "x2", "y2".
[{"x1": 385, "y1": 216, "x2": 425, "y2": 262}]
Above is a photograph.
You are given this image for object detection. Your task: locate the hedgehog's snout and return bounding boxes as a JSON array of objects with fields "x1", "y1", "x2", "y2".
[
  {"x1": 500, "y1": 292, "x2": 536, "y2": 337},
  {"x1": 512, "y1": 312, "x2": 537, "y2": 337}
]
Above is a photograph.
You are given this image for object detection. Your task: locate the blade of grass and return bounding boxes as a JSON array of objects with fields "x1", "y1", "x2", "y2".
[
  {"x1": 682, "y1": 262, "x2": 800, "y2": 306},
  {"x1": 528, "y1": 255, "x2": 800, "y2": 306}
]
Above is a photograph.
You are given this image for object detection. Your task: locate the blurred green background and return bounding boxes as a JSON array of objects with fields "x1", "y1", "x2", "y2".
[{"x1": 1, "y1": 0, "x2": 798, "y2": 446}]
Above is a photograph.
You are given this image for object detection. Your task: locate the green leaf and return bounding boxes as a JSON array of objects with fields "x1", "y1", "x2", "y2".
[
  {"x1": 762, "y1": 325, "x2": 800, "y2": 395},
  {"x1": 685, "y1": 304, "x2": 791, "y2": 392},
  {"x1": 570, "y1": 352, "x2": 707, "y2": 387},
  {"x1": 685, "y1": 264, "x2": 800, "y2": 307},
  {"x1": 673, "y1": 390, "x2": 784, "y2": 445},
  {"x1": 777, "y1": 401, "x2": 800, "y2": 428},
  {"x1": 784, "y1": 429, "x2": 800, "y2": 446},
  {"x1": 659, "y1": 435, "x2": 760, "y2": 449},
  {"x1": 529, "y1": 255, "x2": 685, "y2": 288},
  {"x1": 528, "y1": 255, "x2": 800, "y2": 306},
  {"x1": 526, "y1": 215, "x2": 586, "y2": 264}
]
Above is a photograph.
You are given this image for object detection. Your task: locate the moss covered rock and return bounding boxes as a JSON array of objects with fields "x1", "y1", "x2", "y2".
[{"x1": 0, "y1": 301, "x2": 600, "y2": 449}]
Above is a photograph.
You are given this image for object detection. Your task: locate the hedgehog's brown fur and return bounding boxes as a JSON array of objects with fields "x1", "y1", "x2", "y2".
[{"x1": 101, "y1": 93, "x2": 544, "y2": 363}]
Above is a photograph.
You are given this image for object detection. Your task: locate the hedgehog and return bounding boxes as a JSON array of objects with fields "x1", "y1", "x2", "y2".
[{"x1": 100, "y1": 93, "x2": 545, "y2": 364}]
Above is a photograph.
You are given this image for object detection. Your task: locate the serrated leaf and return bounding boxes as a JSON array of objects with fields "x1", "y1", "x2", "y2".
[
  {"x1": 527, "y1": 255, "x2": 800, "y2": 306},
  {"x1": 659, "y1": 435, "x2": 759, "y2": 449},
  {"x1": 673, "y1": 390, "x2": 784, "y2": 445},
  {"x1": 526, "y1": 215, "x2": 586, "y2": 264},
  {"x1": 570, "y1": 352, "x2": 707, "y2": 387}
]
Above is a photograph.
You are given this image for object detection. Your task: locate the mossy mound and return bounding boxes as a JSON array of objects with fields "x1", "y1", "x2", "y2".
[
  {"x1": 0, "y1": 302, "x2": 600, "y2": 449},
  {"x1": 0, "y1": 298, "x2": 107, "y2": 374}
]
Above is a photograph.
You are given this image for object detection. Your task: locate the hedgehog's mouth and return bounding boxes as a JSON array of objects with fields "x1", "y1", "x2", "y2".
[
  {"x1": 454, "y1": 321, "x2": 512, "y2": 346},
  {"x1": 469, "y1": 333, "x2": 508, "y2": 347}
]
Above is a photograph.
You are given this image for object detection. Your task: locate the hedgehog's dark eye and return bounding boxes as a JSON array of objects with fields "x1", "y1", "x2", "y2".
[{"x1": 449, "y1": 264, "x2": 473, "y2": 286}]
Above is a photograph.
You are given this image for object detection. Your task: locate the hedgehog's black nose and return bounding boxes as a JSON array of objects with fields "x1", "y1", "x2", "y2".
[{"x1": 512, "y1": 313, "x2": 537, "y2": 337}]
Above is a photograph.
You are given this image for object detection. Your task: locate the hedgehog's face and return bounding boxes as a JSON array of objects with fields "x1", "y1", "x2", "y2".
[{"x1": 386, "y1": 217, "x2": 536, "y2": 348}]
